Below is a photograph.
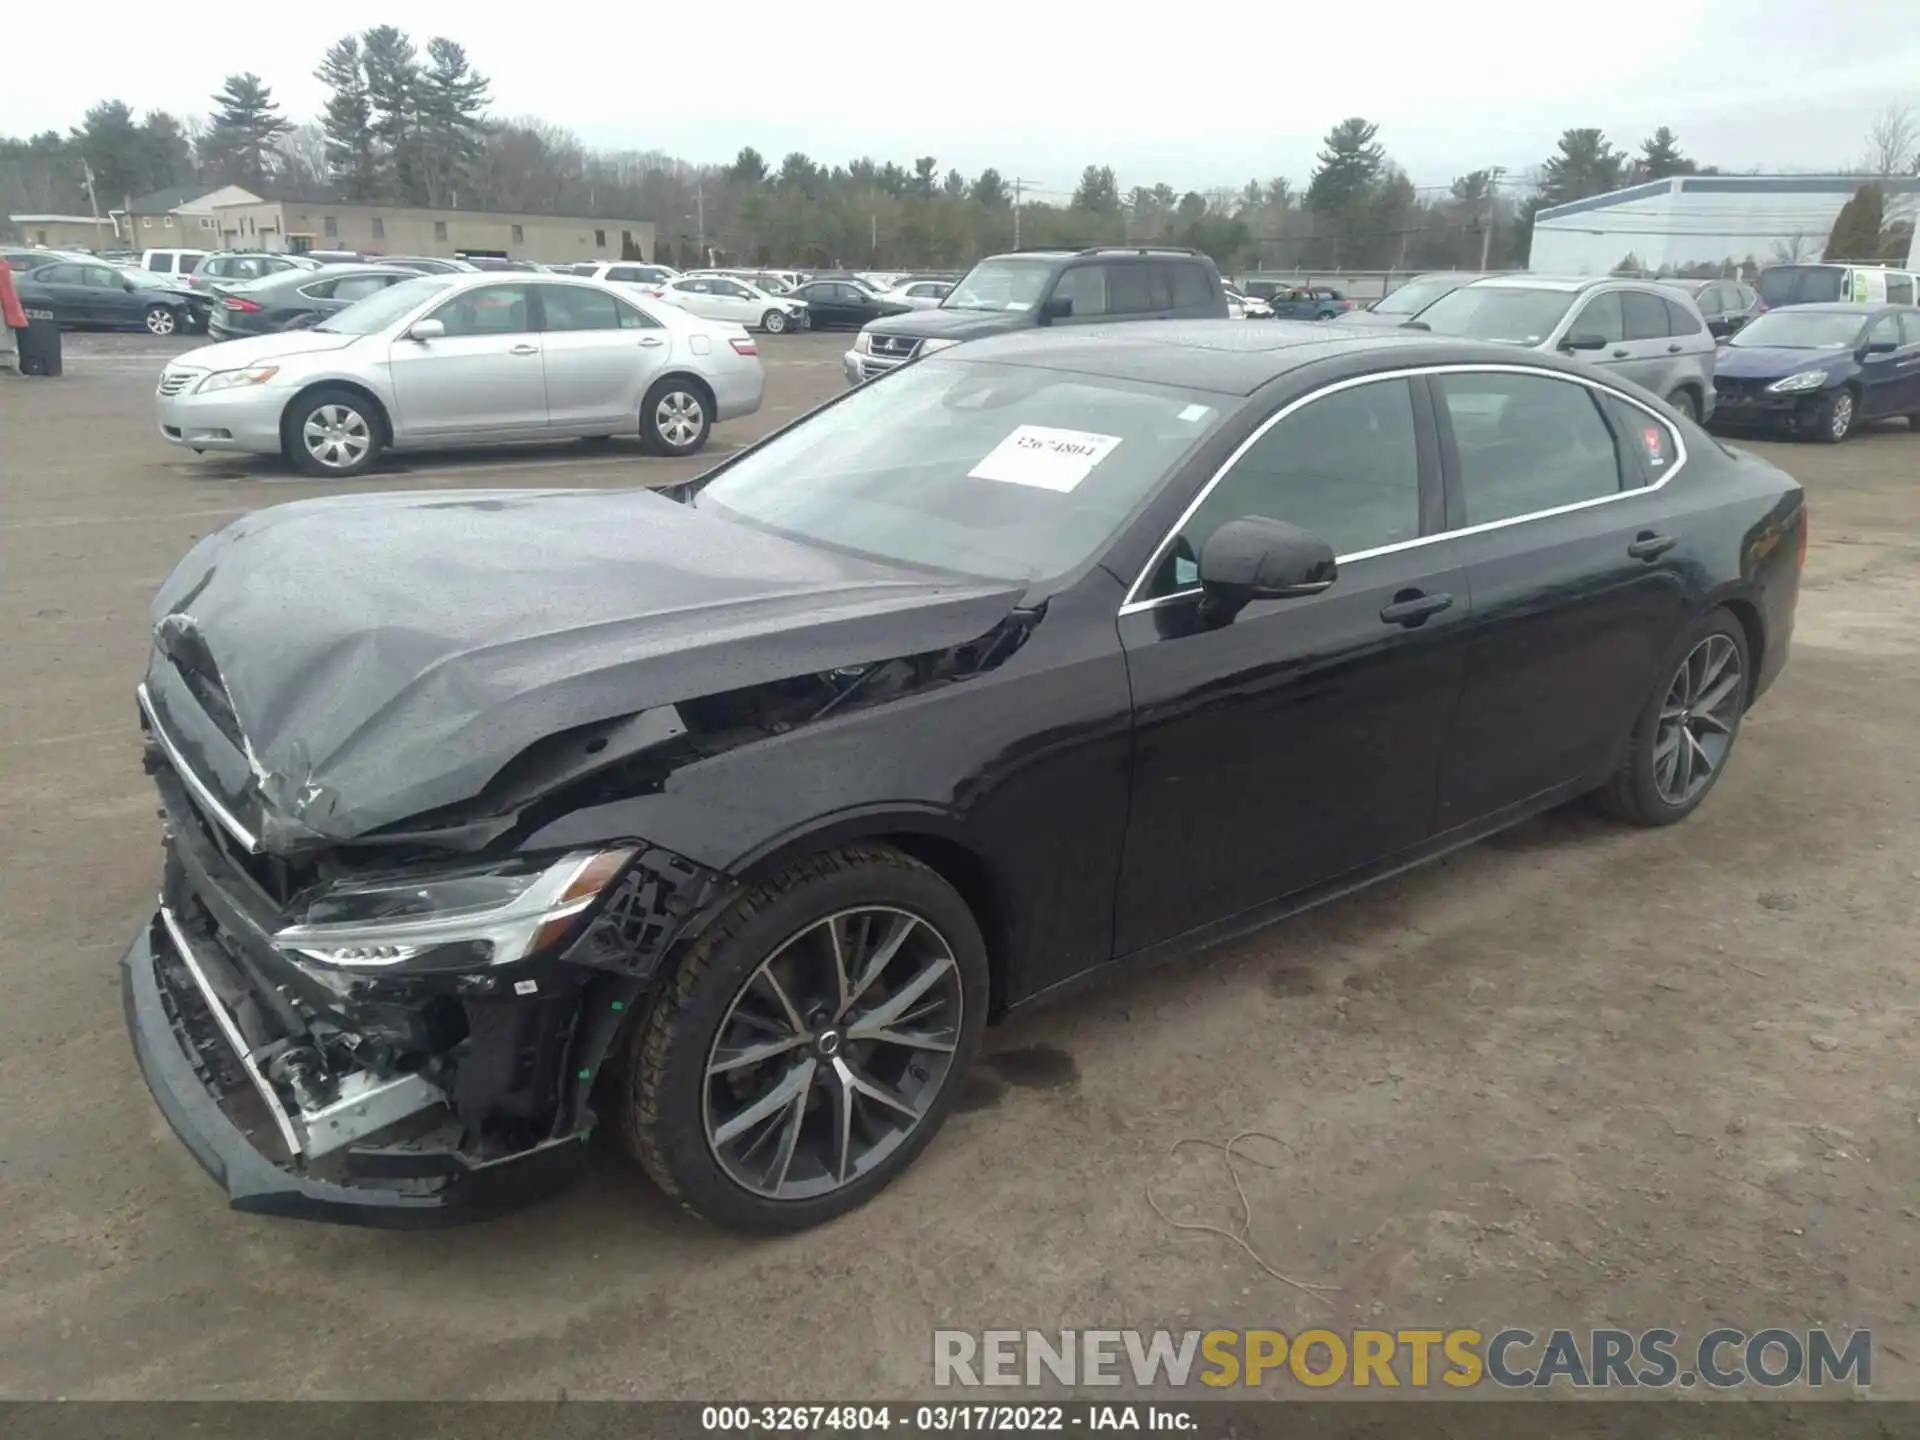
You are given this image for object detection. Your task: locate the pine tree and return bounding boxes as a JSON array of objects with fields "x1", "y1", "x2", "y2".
[
  {"x1": 1537, "y1": 129, "x2": 1627, "y2": 207},
  {"x1": 315, "y1": 37, "x2": 377, "y2": 200},
  {"x1": 361, "y1": 25, "x2": 423, "y2": 202},
  {"x1": 202, "y1": 73, "x2": 291, "y2": 187},
  {"x1": 971, "y1": 168, "x2": 1007, "y2": 206},
  {"x1": 911, "y1": 156, "x2": 938, "y2": 198},
  {"x1": 1071, "y1": 165, "x2": 1119, "y2": 213},
  {"x1": 1825, "y1": 183, "x2": 1886, "y2": 261},
  {"x1": 1306, "y1": 118, "x2": 1384, "y2": 213},
  {"x1": 416, "y1": 38, "x2": 491, "y2": 207},
  {"x1": 1638, "y1": 127, "x2": 1695, "y2": 181}
]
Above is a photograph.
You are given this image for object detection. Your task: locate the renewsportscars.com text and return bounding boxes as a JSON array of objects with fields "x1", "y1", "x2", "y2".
[{"x1": 932, "y1": 1327, "x2": 1871, "y2": 1390}]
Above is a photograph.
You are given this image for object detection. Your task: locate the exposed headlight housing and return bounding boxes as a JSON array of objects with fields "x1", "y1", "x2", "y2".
[
  {"x1": 272, "y1": 847, "x2": 634, "y2": 972},
  {"x1": 854, "y1": 330, "x2": 874, "y2": 354},
  {"x1": 918, "y1": 338, "x2": 961, "y2": 355},
  {"x1": 196, "y1": 365, "x2": 280, "y2": 393},
  {"x1": 1766, "y1": 369, "x2": 1828, "y2": 394}
]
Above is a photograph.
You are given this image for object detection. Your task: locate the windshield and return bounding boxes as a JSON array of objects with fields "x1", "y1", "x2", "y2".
[
  {"x1": 1728, "y1": 311, "x2": 1866, "y2": 350},
  {"x1": 314, "y1": 276, "x2": 450, "y2": 333},
  {"x1": 1756, "y1": 265, "x2": 1845, "y2": 307},
  {"x1": 1371, "y1": 276, "x2": 1465, "y2": 316},
  {"x1": 941, "y1": 258, "x2": 1055, "y2": 312},
  {"x1": 116, "y1": 268, "x2": 176, "y2": 290},
  {"x1": 693, "y1": 358, "x2": 1229, "y2": 583},
  {"x1": 1410, "y1": 286, "x2": 1577, "y2": 345}
]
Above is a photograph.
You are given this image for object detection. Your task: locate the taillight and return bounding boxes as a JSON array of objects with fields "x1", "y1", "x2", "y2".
[
  {"x1": 730, "y1": 336, "x2": 758, "y2": 356},
  {"x1": 1796, "y1": 505, "x2": 1809, "y2": 569},
  {"x1": 223, "y1": 296, "x2": 261, "y2": 312}
]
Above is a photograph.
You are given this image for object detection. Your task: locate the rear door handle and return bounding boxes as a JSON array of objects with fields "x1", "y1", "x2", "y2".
[
  {"x1": 1628, "y1": 532, "x2": 1677, "y2": 561},
  {"x1": 1667, "y1": 343, "x2": 1683, "y2": 353},
  {"x1": 1611, "y1": 347, "x2": 1630, "y2": 359},
  {"x1": 1379, "y1": 590, "x2": 1453, "y2": 627},
  {"x1": 637, "y1": 336, "x2": 664, "y2": 347},
  {"x1": 509, "y1": 343, "x2": 538, "y2": 356}
]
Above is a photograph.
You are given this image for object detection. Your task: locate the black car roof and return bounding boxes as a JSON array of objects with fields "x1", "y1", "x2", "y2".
[{"x1": 938, "y1": 320, "x2": 1602, "y2": 397}]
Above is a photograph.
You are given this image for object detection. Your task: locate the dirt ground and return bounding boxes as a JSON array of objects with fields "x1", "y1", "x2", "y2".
[{"x1": 1, "y1": 330, "x2": 1917, "y2": 1401}]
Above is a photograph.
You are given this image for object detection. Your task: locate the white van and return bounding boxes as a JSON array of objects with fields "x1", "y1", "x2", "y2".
[
  {"x1": 1757, "y1": 263, "x2": 1918, "y2": 309},
  {"x1": 140, "y1": 248, "x2": 209, "y2": 281}
]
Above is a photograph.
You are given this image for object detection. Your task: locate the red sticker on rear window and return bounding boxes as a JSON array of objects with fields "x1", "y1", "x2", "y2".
[{"x1": 1643, "y1": 426, "x2": 1667, "y2": 466}]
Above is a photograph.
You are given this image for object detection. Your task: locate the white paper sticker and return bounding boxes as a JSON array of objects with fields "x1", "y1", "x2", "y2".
[
  {"x1": 1005, "y1": 300, "x2": 1031, "y2": 311},
  {"x1": 968, "y1": 426, "x2": 1123, "y2": 492},
  {"x1": 1177, "y1": 403, "x2": 1212, "y2": 423}
]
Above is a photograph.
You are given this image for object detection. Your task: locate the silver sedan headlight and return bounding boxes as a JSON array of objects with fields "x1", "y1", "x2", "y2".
[
  {"x1": 1766, "y1": 370, "x2": 1828, "y2": 394},
  {"x1": 195, "y1": 365, "x2": 281, "y2": 393},
  {"x1": 272, "y1": 847, "x2": 634, "y2": 972}
]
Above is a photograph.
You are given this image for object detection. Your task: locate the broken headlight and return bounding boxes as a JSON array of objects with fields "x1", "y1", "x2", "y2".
[{"x1": 272, "y1": 847, "x2": 635, "y2": 972}]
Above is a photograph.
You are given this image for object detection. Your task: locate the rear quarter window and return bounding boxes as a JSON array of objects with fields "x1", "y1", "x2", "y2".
[
  {"x1": 1169, "y1": 263, "x2": 1214, "y2": 309},
  {"x1": 1602, "y1": 393, "x2": 1679, "y2": 486}
]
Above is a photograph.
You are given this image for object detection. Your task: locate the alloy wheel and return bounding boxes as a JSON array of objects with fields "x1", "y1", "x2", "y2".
[
  {"x1": 655, "y1": 391, "x2": 705, "y2": 449},
  {"x1": 765, "y1": 310, "x2": 787, "y2": 334},
  {"x1": 146, "y1": 308, "x2": 176, "y2": 335},
  {"x1": 1829, "y1": 391, "x2": 1854, "y2": 440},
  {"x1": 301, "y1": 404, "x2": 372, "y2": 471},
  {"x1": 703, "y1": 906, "x2": 965, "y2": 1201},
  {"x1": 1652, "y1": 633, "x2": 1743, "y2": 806}
]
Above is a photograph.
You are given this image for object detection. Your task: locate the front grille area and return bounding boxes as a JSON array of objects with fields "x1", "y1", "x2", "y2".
[
  {"x1": 157, "y1": 370, "x2": 196, "y2": 397},
  {"x1": 868, "y1": 334, "x2": 921, "y2": 359}
]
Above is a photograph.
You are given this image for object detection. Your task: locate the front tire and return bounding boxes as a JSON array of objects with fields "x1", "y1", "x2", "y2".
[
  {"x1": 762, "y1": 309, "x2": 788, "y2": 334},
  {"x1": 283, "y1": 387, "x2": 383, "y2": 478},
  {"x1": 1813, "y1": 387, "x2": 1856, "y2": 443},
  {"x1": 618, "y1": 845, "x2": 990, "y2": 1234},
  {"x1": 1598, "y1": 611, "x2": 1749, "y2": 827},
  {"x1": 144, "y1": 305, "x2": 177, "y2": 336},
  {"x1": 1665, "y1": 387, "x2": 1699, "y2": 423},
  {"x1": 640, "y1": 377, "x2": 712, "y2": 457}
]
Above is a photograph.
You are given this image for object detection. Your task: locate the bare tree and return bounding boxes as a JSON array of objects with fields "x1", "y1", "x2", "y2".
[
  {"x1": 1860, "y1": 104, "x2": 1918, "y2": 178},
  {"x1": 1770, "y1": 231, "x2": 1819, "y2": 264}
]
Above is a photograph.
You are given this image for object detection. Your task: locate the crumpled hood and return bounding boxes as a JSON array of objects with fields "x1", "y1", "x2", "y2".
[
  {"x1": 1713, "y1": 346, "x2": 1843, "y2": 381},
  {"x1": 145, "y1": 487, "x2": 1021, "y2": 848}
]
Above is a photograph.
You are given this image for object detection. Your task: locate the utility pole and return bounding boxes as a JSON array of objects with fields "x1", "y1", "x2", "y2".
[
  {"x1": 81, "y1": 161, "x2": 105, "y2": 252},
  {"x1": 695, "y1": 179, "x2": 706, "y2": 265},
  {"x1": 871, "y1": 212, "x2": 878, "y2": 264},
  {"x1": 1480, "y1": 165, "x2": 1506, "y2": 270},
  {"x1": 1012, "y1": 177, "x2": 1038, "y2": 247}
]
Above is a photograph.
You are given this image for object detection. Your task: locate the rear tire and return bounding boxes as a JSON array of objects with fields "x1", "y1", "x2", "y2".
[
  {"x1": 639, "y1": 377, "x2": 712, "y2": 457},
  {"x1": 1665, "y1": 387, "x2": 1699, "y2": 423},
  {"x1": 1597, "y1": 610, "x2": 1749, "y2": 827},
  {"x1": 282, "y1": 387, "x2": 383, "y2": 478},
  {"x1": 617, "y1": 845, "x2": 989, "y2": 1234}
]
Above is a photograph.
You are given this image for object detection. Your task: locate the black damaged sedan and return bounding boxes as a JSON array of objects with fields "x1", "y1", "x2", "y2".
[{"x1": 125, "y1": 322, "x2": 1806, "y2": 1232}]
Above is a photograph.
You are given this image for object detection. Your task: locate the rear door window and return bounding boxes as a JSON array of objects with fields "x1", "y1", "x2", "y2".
[
  {"x1": 1622, "y1": 290, "x2": 1671, "y2": 341},
  {"x1": 1662, "y1": 296, "x2": 1705, "y2": 336},
  {"x1": 1435, "y1": 371, "x2": 1625, "y2": 525},
  {"x1": 1886, "y1": 273, "x2": 1914, "y2": 305},
  {"x1": 1106, "y1": 263, "x2": 1169, "y2": 315}
]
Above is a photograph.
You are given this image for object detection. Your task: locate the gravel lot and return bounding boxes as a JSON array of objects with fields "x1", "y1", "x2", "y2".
[{"x1": 2, "y1": 331, "x2": 1918, "y2": 1400}]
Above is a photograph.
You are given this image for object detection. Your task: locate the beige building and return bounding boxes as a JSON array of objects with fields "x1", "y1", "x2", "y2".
[
  {"x1": 6, "y1": 214, "x2": 119, "y2": 250},
  {"x1": 210, "y1": 196, "x2": 654, "y2": 265}
]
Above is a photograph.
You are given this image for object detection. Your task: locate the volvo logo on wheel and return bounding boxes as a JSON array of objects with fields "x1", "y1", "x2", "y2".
[{"x1": 815, "y1": 1030, "x2": 843, "y2": 1058}]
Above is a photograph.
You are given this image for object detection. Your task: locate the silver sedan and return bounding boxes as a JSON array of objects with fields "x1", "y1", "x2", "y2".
[{"x1": 154, "y1": 272, "x2": 765, "y2": 477}]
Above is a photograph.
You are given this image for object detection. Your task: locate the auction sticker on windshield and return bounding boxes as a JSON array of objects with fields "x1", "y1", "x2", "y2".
[{"x1": 969, "y1": 426, "x2": 1123, "y2": 492}]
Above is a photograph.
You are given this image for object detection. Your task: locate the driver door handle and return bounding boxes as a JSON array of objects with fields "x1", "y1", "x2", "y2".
[
  {"x1": 1628, "y1": 532, "x2": 1678, "y2": 561},
  {"x1": 637, "y1": 336, "x2": 664, "y2": 347},
  {"x1": 509, "y1": 343, "x2": 538, "y2": 356},
  {"x1": 1611, "y1": 347, "x2": 1630, "y2": 359},
  {"x1": 1667, "y1": 343, "x2": 1683, "y2": 353},
  {"x1": 1379, "y1": 590, "x2": 1453, "y2": 627}
]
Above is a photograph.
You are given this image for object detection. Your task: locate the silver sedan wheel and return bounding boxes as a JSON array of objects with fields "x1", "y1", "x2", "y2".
[
  {"x1": 655, "y1": 390, "x2": 705, "y2": 450},
  {"x1": 300, "y1": 403, "x2": 373, "y2": 471},
  {"x1": 145, "y1": 307, "x2": 177, "y2": 335},
  {"x1": 763, "y1": 309, "x2": 788, "y2": 334},
  {"x1": 1653, "y1": 632, "x2": 1743, "y2": 806},
  {"x1": 703, "y1": 906, "x2": 965, "y2": 1201}
]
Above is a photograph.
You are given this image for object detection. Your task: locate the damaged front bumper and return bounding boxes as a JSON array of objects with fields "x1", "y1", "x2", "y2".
[{"x1": 122, "y1": 908, "x2": 592, "y2": 1226}]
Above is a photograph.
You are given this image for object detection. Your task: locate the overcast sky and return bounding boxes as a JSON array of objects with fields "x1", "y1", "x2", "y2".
[{"x1": 9, "y1": 0, "x2": 1918, "y2": 195}]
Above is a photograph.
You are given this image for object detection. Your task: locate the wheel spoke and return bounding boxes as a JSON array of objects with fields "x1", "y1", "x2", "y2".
[
  {"x1": 712, "y1": 1057, "x2": 814, "y2": 1147},
  {"x1": 1685, "y1": 728, "x2": 1715, "y2": 782},
  {"x1": 858, "y1": 1026, "x2": 956, "y2": 1054},
  {"x1": 836, "y1": 1055, "x2": 921, "y2": 1123},
  {"x1": 843, "y1": 912, "x2": 917, "y2": 1015},
  {"x1": 846, "y1": 954, "x2": 955, "y2": 1039},
  {"x1": 1672, "y1": 723, "x2": 1694, "y2": 795},
  {"x1": 708, "y1": 1033, "x2": 807, "y2": 1076},
  {"x1": 754, "y1": 962, "x2": 809, "y2": 1037},
  {"x1": 1694, "y1": 673, "x2": 1740, "y2": 723}
]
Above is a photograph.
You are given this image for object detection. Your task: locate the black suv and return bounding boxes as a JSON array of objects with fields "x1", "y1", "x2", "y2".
[{"x1": 844, "y1": 246, "x2": 1229, "y2": 384}]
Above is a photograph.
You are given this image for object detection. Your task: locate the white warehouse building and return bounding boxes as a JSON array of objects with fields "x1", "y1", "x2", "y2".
[{"x1": 1529, "y1": 174, "x2": 1920, "y2": 276}]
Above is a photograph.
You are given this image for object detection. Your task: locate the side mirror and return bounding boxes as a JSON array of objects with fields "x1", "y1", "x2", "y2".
[
  {"x1": 123, "y1": 280, "x2": 137, "y2": 291},
  {"x1": 1862, "y1": 339, "x2": 1898, "y2": 357},
  {"x1": 1196, "y1": 516, "x2": 1337, "y2": 625},
  {"x1": 407, "y1": 318, "x2": 446, "y2": 342},
  {"x1": 1039, "y1": 296, "x2": 1073, "y2": 324},
  {"x1": 1561, "y1": 332, "x2": 1608, "y2": 352}
]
